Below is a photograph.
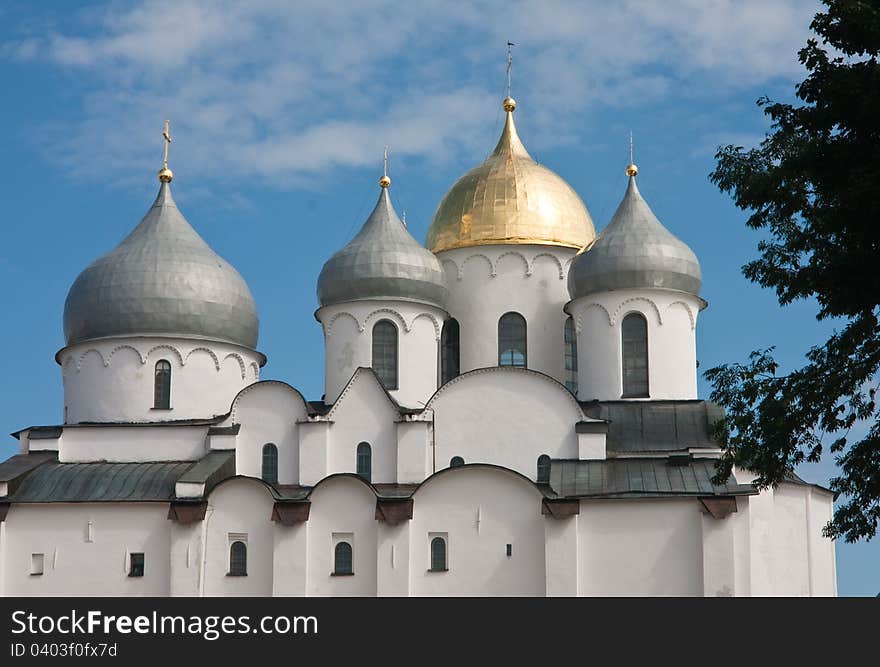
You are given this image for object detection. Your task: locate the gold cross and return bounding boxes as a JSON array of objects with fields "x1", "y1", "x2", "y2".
[
  {"x1": 162, "y1": 120, "x2": 172, "y2": 169},
  {"x1": 383, "y1": 145, "x2": 388, "y2": 179},
  {"x1": 506, "y1": 41, "x2": 515, "y2": 98}
]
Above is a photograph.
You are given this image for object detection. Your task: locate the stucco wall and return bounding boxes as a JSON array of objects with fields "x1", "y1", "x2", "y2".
[
  {"x1": 426, "y1": 367, "x2": 581, "y2": 480},
  {"x1": 2, "y1": 503, "x2": 170, "y2": 596},
  {"x1": 577, "y1": 499, "x2": 704, "y2": 596},
  {"x1": 60, "y1": 337, "x2": 263, "y2": 424},
  {"x1": 438, "y1": 245, "x2": 576, "y2": 384},
  {"x1": 317, "y1": 301, "x2": 445, "y2": 408},
  {"x1": 567, "y1": 288, "x2": 702, "y2": 401}
]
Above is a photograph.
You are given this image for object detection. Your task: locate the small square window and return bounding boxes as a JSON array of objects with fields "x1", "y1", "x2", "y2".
[
  {"x1": 129, "y1": 552, "x2": 145, "y2": 577},
  {"x1": 31, "y1": 553, "x2": 44, "y2": 576}
]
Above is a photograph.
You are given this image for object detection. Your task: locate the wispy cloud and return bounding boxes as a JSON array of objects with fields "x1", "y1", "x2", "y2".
[{"x1": 5, "y1": 0, "x2": 820, "y2": 186}]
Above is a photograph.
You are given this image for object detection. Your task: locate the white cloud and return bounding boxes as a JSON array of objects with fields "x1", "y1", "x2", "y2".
[{"x1": 4, "y1": 0, "x2": 821, "y2": 186}]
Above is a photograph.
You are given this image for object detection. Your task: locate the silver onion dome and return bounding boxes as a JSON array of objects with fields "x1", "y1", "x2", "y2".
[
  {"x1": 568, "y1": 171, "x2": 702, "y2": 300},
  {"x1": 317, "y1": 185, "x2": 447, "y2": 309},
  {"x1": 63, "y1": 182, "x2": 259, "y2": 349}
]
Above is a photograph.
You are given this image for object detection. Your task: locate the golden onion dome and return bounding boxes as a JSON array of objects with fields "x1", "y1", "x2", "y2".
[{"x1": 426, "y1": 99, "x2": 595, "y2": 253}]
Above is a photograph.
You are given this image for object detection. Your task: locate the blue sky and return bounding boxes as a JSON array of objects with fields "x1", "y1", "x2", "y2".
[{"x1": 1, "y1": 0, "x2": 876, "y2": 595}]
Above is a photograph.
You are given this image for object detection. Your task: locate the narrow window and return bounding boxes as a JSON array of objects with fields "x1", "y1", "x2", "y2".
[
  {"x1": 564, "y1": 316, "x2": 578, "y2": 394},
  {"x1": 372, "y1": 320, "x2": 399, "y2": 389},
  {"x1": 450, "y1": 456, "x2": 464, "y2": 468},
  {"x1": 430, "y1": 537, "x2": 447, "y2": 571},
  {"x1": 357, "y1": 442, "x2": 371, "y2": 482},
  {"x1": 498, "y1": 312, "x2": 527, "y2": 367},
  {"x1": 129, "y1": 552, "x2": 145, "y2": 577},
  {"x1": 622, "y1": 313, "x2": 649, "y2": 397},
  {"x1": 334, "y1": 541, "x2": 353, "y2": 575},
  {"x1": 262, "y1": 443, "x2": 278, "y2": 484},
  {"x1": 440, "y1": 318, "x2": 460, "y2": 385},
  {"x1": 154, "y1": 360, "x2": 171, "y2": 409},
  {"x1": 229, "y1": 541, "x2": 247, "y2": 576},
  {"x1": 537, "y1": 454, "x2": 551, "y2": 484},
  {"x1": 30, "y1": 553, "x2": 44, "y2": 576}
]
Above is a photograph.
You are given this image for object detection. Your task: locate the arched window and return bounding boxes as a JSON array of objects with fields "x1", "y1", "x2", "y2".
[
  {"x1": 229, "y1": 541, "x2": 247, "y2": 576},
  {"x1": 372, "y1": 320, "x2": 398, "y2": 390},
  {"x1": 564, "y1": 316, "x2": 578, "y2": 394},
  {"x1": 440, "y1": 318, "x2": 460, "y2": 385},
  {"x1": 357, "y1": 442, "x2": 371, "y2": 482},
  {"x1": 430, "y1": 537, "x2": 447, "y2": 571},
  {"x1": 622, "y1": 313, "x2": 649, "y2": 397},
  {"x1": 498, "y1": 312, "x2": 527, "y2": 367},
  {"x1": 153, "y1": 360, "x2": 171, "y2": 409},
  {"x1": 450, "y1": 456, "x2": 464, "y2": 468},
  {"x1": 537, "y1": 454, "x2": 551, "y2": 484},
  {"x1": 262, "y1": 443, "x2": 278, "y2": 484},
  {"x1": 334, "y1": 541, "x2": 353, "y2": 575}
]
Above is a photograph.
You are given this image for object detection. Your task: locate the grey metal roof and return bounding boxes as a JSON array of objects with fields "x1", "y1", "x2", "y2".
[
  {"x1": 582, "y1": 400, "x2": 723, "y2": 452},
  {"x1": 176, "y1": 450, "x2": 235, "y2": 496},
  {"x1": 63, "y1": 182, "x2": 259, "y2": 349},
  {"x1": 0, "y1": 452, "x2": 57, "y2": 484},
  {"x1": 549, "y1": 458, "x2": 755, "y2": 499},
  {"x1": 9, "y1": 461, "x2": 192, "y2": 503},
  {"x1": 568, "y1": 175, "x2": 702, "y2": 299},
  {"x1": 317, "y1": 187, "x2": 448, "y2": 309}
]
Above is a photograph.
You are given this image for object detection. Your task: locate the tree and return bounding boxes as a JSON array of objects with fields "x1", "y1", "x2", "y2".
[{"x1": 706, "y1": 0, "x2": 880, "y2": 543}]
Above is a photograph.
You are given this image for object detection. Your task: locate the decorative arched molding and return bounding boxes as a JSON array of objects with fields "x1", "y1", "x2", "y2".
[
  {"x1": 666, "y1": 300, "x2": 697, "y2": 330},
  {"x1": 574, "y1": 302, "x2": 613, "y2": 330},
  {"x1": 222, "y1": 352, "x2": 247, "y2": 380},
  {"x1": 529, "y1": 252, "x2": 565, "y2": 280},
  {"x1": 145, "y1": 344, "x2": 185, "y2": 367},
  {"x1": 411, "y1": 311, "x2": 443, "y2": 341},
  {"x1": 250, "y1": 362, "x2": 260, "y2": 380},
  {"x1": 230, "y1": 379, "x2": 310, "y2": 423},
  {"x1": 186, "y1": 346, "x2": 221, "y2": 371},
  {"x1": 364, "y1": 307, "x2": 410, "y2": 333},
  {"x1": 459, "y1": 253, "x2": 495, "y2": 279},
  {"x1": 60, "y1": 354, "x2": 76, "y2": 377},
  {"x1": 611, "y1": 297, "x2": 663, "y2": 327},
  {"x1": 107, "y1": 344, "x2": 146, "y2": 365},
  {"x1": 75, "y1": 348, "x2": 108, "y2": 370},
  {"x1": 425, "y1": 365, "x2": 586, "y2": 418},
  {"x1": 323, "y1": 310, "x2": 364, "y2": 338},
  {"x1": 495, "y1": 251, "x2": 531, "y2": 277},
  {"x1": 441, "y1": 258, "x2": 461, "y2": 282}
]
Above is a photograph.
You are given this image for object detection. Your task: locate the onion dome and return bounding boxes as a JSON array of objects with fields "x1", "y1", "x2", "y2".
[
  {"x1": 317, "y1": 177, "x2": 447, "y2": 309},
  {"x1": 63, "y1": 179, "x2": 259, "y2": 349},
  {"x1": 426, "y1": 97, "x2": 595, "y2": 253},
  {"x1": 568, "y1": 164, "x2": 702, "y2": 300}
]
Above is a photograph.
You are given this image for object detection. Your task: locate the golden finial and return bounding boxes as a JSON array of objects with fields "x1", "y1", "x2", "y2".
[
  {"x1": 625, "y1": 131, "x2": 638, "y2": 177},
  {"x1": 158, "y1": 119, "x2": 173, "y2": 183},
  {"x1": 503, "y1": 41, "x2": 516, "y2": 112},
  {"x1": 379, "y1": 145, "x2": 391, "y2": 188}
]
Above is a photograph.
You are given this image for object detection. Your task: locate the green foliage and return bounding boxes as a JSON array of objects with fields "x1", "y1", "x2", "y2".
[{"x1": 707, "y1": 0, "x2": 880, "y2": 542}]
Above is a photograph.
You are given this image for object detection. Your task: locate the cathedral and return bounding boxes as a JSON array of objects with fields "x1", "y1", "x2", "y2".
[{"x1": 0, "y1": 96, "x2": 836, "y2": 596}]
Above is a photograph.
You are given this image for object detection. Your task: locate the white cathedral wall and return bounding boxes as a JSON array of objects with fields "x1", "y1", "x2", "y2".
[
  {"x1": 576, "y1": 499, "x2": 704, "y2": 596},
  {"x1": 425, "y1": 367, "x2": 581, "y2": 480},
  {"x1": 409, "y1": 466, "x2": 546, "y2": 596},
  {"x1": 231, "y1": 382, "x2": 309, "y2": 485},
  {"x1": 743, "y1": 482, "x2": 836, "y2": 596},
  {"x1": 567, "y1": 288, "x2": 702, "y2": 401},
  {"x1": 60, "y1": 337, "x2": 263, "y2": 424},
  {"x1": 304, "y1": 476, "x2": 378, "y2": 596},
  {"x1": 324, "y1": 371, "x2": 400, "y2": 483},
  {"x1": 57, "y1": 425, "x2": 207, "y2": 463},
  {"x1": 317, "y1": 300, "x2": 445, "y2": 408},
  {"x1": 202, "y1": 479, "x2": 275, "y2": 596},
  {"x1": 2, "y1": 503, "x2": 170, "y2": 596},
  {"x1": 438, "y1": 245, "x2": 576, "y2": 383}
]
